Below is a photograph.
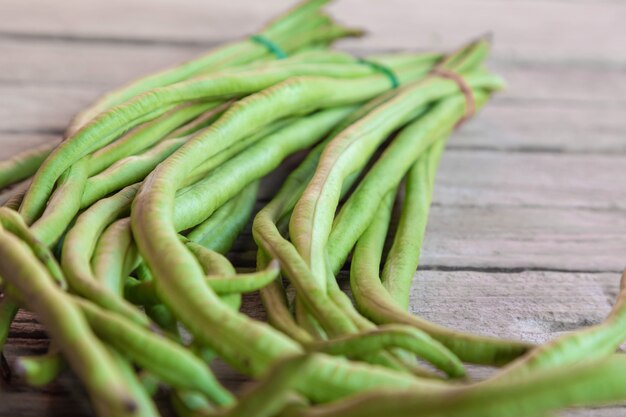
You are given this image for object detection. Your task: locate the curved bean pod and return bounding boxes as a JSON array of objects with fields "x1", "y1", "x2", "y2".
[
  {"x1": 92, "y1": 218, "x2": 136, "y2": 295},
  {"x1": 14, "y1": 349, "x2": 65, "y2": 387},
  {"x1": 0, "y1": 142, "x2": 56, "y2": 190},
  {"x1": 61, "y1": 184, "x2": 149, "y2": 326},
  {"x1": 0, "y1": 227, "x2": 136, "y2": 414},
  {"x1": 30, "y1": 158, "x2": 88, "y2": 246},
  {"x1": 257, "y1": 249, "x2": 315, "y2": 345},
  {"x1": 187, "y1": 181, "x2": 259, "y2": 253},
  {"x1": 310, "y1": 324, "x2": 465, "y2": 379},
  {"x1": 380, "y1": 141, "x2": 446, "y2": 309},
  {"x1": 173, "y1": 106, "x2": 356, "y2": 230},
  {"x1": 290, "y1": 71, "x2": 502, "y2": 292},
  {"x1": 87, "y1": 101, "x2": 219, "y2": 176},
  {"x1": 125, "y1": 260, "x2": 280, "y2": 306},
  {"x1": 288, "y1": 355, "x2": 626, "y2": 417},
  {"x1": 325, "y1": 95, "x2": 469, "y2": 275},
  {"x1": 349, "y1": 191, "x2": 530, "y2": 365},
  {"x1": 22, "y1": 59, "x2": 416, "y2": 223},
  {"x1": 108, "y1": 348, "x2": 161, "y2": 417},
  {"x1": 0, "y1": 207, "x2": 66, "y2": 288},
  {"x1": 73, "y1": 297, "x2": 234, "y2": 406}
]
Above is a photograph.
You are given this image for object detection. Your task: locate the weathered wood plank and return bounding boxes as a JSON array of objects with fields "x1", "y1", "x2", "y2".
[
  {"x1": 2, "y1": 0, "x2": 625, "y2": 63},
  {"x1": 0, "y1": 40, "x2": 205, "y2": 87},
  {"x1": 405, "y1": 270, "x2": 619, "y2": 344},
  {"x1": 457, "y1": 103, "x2": 626, "y2": 154},
  {"x1": 419, "y1": 205, "x2": 625, "y2": 272},
  {"x1": 0, "y1": 85, "x2": 99, "y2": 132},
  {"x1": 434, "y1": 150, "x2": 626, "y2": 210}
]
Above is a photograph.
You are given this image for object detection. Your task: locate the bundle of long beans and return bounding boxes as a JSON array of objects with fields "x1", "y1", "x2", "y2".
[{"x1": 1, "y1": 1, "x2": 625, "y2": 416}]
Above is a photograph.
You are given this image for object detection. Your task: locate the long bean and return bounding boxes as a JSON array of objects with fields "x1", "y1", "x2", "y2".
[
  {"x1": 64, "y1": 0, "x2": 351, "y2": 134},
  {"x1": 288, "y1": 355, "x2": 626, "y2": 417},
  {"x1": 0, "y1": 207, "x2": 66, "y2": 288},
  {"x1": 187, "y1": 181, "x2": 259, "y2": 253},
  {"x1": 173, "y1": 107, "x2": 356, "y2": 231},
  {"x1": 74, "y1": 296, "x2": 234, "y2": 406},
  {"x1": 14, "y1": 349, "x2": 65, "y2": 387},
  {"x1": 125, "y1": 260, "x2": 280, "y2": 306},
  {"x1": 61, "y1": 184, "x2": 149, "y2": 326},
  {"x1": 30, "y1": 158, "x2": 88, "y2": 246},
  {"x1": 22, "y1": 59, "x2": 418, "y2": 223},
  {"x1": 310, "y1": 324, "x2": 465, "y2": 378},
  {"x1": 290, "y1": 48, "x2": 497, "y2": 292},
  {"x1": 0, "y1": 227, "x2": 136, "y2": 415},
  {"x1": 0, "y1": 142, "x2": 56, "y2": 190},
  {"x1": 380, "y1": 141, "x2": 446, "y2": 309},
  {"x1": 92, "y1": 218, "x2": 136, "y2": 295}
]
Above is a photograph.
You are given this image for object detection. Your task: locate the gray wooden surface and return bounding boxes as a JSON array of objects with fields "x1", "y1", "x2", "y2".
[{"x1": 1, "y1": 0, "x2": 625, "y2": 415}]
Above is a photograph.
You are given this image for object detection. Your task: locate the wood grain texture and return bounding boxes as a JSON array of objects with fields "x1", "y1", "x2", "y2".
[
  {"x1": 2, "y1": 0, "x2": 625, "y2": 63},
  {"x1": 1, "y1": 0, "x2": 625, "y2": 415}
]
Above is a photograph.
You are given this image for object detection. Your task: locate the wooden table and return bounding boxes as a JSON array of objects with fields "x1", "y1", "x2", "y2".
[{"x1": 1, "y1": 0, "x2": 625, "y2": 415}]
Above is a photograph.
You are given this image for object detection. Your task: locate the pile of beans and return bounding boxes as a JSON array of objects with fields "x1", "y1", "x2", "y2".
[{"x1": 2, "y1": 1, "x2": 626, "y2": 416}]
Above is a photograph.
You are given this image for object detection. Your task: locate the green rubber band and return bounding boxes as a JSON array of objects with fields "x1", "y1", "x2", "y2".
[
  {"x1": 250, "y1": 35, "x2": 288, "y2": 59},
  {"x1": 359, "y1": 59, "x2": 400, "y2": 89}
]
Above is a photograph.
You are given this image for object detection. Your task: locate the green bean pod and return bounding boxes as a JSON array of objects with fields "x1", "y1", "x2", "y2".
[
  {"x1": 173, "y1": 107, "x2": 356, "y2": 230},
  {"x1": 108, "y1": 348, "x2": 161, "y2": 417},
  {"x1": 287, "y1": 355, "x2": 626, "y2": 417},
  {"x1": 74, "y1": 297, "x2": 234, "y2": 406},
  {"x1": 290, "y1": 72, "x2": 502, "y2": 292},
  {"x1": 22, "y1": 59, "x2": 418, "y2": 223},
  {"x1": 61, "y1": 184, "x2": 149, "y2": 326},
  {"x1": 0, "y1": 227, "x2": 137, "y2": 415},
  {"x1": 14, "y1": 349, "x2": 65, "y2": 387},
  {"x1": 65, "y1": 0, "x2": 354, "y2": 134},
  {"x1": 380, "y1": 140, "x2": 446, "y2": 309},
  {"x1": 187, "y1": 181, "x2": 259, "y2": 253},
  {"x1": 0, "y1": 142, "x2": 56, "y2": 190},
  {"x1": 310, "y1": 324, "x2": 465, "y2": 379},
  {"x1": 125, "y1": 260, "x2": 280, "y2": 306},
  {"x1": 0, "y1": 207, "x2": 66, "y2": 289},
  {"x1": 87, "y1": 101, "x2": 220, "y2": 176},
  {"x1": 92, "y1": 218, "x2": 136, "y2": 296},
  {"x1": 30, "y1": 158, "x2": 88, "y2": 246}
]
